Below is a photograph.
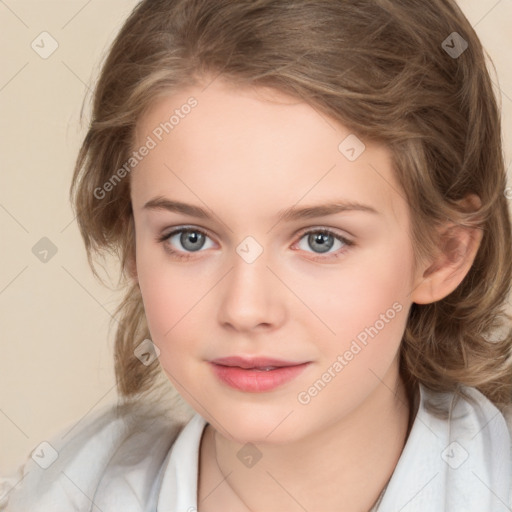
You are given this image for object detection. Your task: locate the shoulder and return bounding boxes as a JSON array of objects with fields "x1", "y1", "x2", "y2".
[
  {"x1": 379, "y1": 384, "x2": 512, "y2": 511},
  {"x1": 0, "y1": 398, "x2": 191, "y2": 512},
  {"x1": 419, "y1": 384, "x2": 512, "y2": 456},
  {"x1": 423, "y1": 384, "x2": 512, "y2": 434},
  {"x1": 421, "y1": 385, "x2": 512, "y2": 507}
]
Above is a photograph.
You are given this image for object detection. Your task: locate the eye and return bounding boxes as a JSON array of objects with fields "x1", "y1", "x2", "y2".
[
  {"x1": 293, "y1": 228, "x2": 353, "y2": 260},
  {"x1": 157, "y1": 227, "x2": 215, "y2": 260},
  {"x1": 157, "y1": 226, "x2": 354, "y2": 261}
]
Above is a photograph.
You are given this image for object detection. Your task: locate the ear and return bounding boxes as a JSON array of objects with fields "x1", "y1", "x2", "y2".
[{"x1": 410, "y1": 194, "x2": 483, "y2": 305}]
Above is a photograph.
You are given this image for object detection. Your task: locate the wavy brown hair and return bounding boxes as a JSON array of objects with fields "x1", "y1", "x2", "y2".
[{"x1": 70, "y1": 0, "x2": 512, "y2": 409}]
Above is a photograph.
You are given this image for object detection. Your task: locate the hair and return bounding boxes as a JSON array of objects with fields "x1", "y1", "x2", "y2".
[{"x1": 70, "y1": 0, "x2": 512, "y2": 409}]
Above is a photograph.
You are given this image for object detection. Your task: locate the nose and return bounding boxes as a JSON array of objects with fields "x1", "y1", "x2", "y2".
[{"x1": 217, "y1": 246, "x2": 286, "y2": 333}]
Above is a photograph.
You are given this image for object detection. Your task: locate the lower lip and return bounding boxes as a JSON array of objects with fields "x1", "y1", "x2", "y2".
[{"x1": 209, "y1": 362, "x2": 310, "y2": 392}]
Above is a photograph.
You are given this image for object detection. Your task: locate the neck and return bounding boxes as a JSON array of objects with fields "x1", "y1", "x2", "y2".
[{"x1": 199, "y1": 371, "x2": 412, "y2": 512}]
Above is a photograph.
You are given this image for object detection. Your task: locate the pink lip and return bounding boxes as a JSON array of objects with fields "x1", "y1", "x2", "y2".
[{"x1": 209, "y1": 356, "x2": 311, "y2": 392}]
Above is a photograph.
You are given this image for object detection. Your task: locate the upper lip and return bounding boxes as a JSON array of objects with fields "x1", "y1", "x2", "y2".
[{"x1": 210, "y1": 356, "x2": 308, "y2": 369}]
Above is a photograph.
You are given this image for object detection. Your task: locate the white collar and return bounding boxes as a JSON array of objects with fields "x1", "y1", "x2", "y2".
[
  {"x1": 379, "y1": 384, "x2": 512, "y2": 511},
  {"x1": 157, "y1": 412, "x2": 206, "y2": 512},
  {"x1": 157, "y1": 384, "x2": 512, "y2": 512}
]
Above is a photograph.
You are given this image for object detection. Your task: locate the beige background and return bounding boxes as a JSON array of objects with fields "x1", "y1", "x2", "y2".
[{"x1": 0, "y1": 0, "x2": 511, "y2": 475}]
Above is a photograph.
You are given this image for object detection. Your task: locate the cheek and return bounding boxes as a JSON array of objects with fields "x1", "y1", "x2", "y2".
[
  {"x1": 135, "y1": 244, "x2": 215, "y2": 374},
  {"x1": 136, "y1": 244, "x2": 189, "y2": 341},
  {"x1": 295, "y1": 239, "x2": 413, "y2": 368},
  {"x1": 306, "y1": 242, "x2": 411, "y2": 322},
  {"x1": 138, "y1": 273, "x2": 200, "y2": 381}
]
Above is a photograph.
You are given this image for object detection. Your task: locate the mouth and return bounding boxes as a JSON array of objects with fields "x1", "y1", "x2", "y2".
[
  {"x1": 210, "y1": 355, "x2": 307, "y2": 369},
  {"x1": 209, "y1": 356, "x2": 311, "y2": 392}
]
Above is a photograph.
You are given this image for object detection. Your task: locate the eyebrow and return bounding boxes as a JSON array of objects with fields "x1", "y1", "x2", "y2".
[{"x1": 142, "y1": 196, "x2": 380, "y2": 221}]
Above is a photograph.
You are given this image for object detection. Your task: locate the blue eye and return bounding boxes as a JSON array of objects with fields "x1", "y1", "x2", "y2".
[
  {"x1": 157, "y1": 227, "x2": 353, "y2": 261},
  {"x1": 158, "y1": 227, "x2": 213, "y2": 257},
  {"x1": 296, "y1": 230, "x2": 348, "y2": 255},
  {"x1": 293, "y1": 229, "x2": 353, "y2": 261}
]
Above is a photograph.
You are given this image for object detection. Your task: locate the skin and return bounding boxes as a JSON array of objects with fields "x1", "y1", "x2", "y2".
[{"x1": 129, "y1": 77, "x2": 482, "y2": 511}]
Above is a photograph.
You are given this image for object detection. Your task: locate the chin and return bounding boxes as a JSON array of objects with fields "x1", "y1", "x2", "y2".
[{"x1": 209, "y1": 405, "x2": 308, "y2": 445}]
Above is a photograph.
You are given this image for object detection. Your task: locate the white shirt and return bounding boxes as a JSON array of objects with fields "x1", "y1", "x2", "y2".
[{"x1": 1, "y1": 384, "x2": 512, "y2": 511}]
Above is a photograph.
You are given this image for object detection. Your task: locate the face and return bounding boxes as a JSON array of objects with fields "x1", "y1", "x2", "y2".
[{"x1": 130, "y1": 77, "x2": 418, "y2": 444}]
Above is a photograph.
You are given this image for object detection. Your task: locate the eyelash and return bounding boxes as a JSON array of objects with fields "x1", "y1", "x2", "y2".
[{"x1": 156, "y1": 226, "x2": 354, "y2": 262}]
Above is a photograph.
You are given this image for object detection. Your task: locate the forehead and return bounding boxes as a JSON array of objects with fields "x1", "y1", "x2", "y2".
[{"x1": 131, "y1": 79, "x2": 406, "y2": 226}]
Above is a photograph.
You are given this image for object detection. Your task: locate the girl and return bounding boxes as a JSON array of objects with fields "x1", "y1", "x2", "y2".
[{"x1": 2, "y1": 0, "x2": 512, "y2": 510}]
